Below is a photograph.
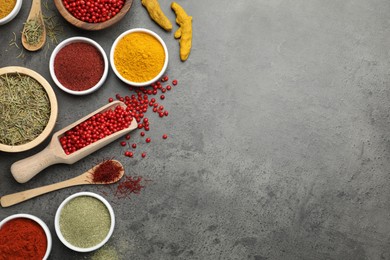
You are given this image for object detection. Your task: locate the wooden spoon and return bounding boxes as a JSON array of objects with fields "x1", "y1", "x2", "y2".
[
  {"x1": 1, "y1": 160, "x2": 124, "y2": 207},
  {"x1": 11, "y1": 101, "x2": 137, "y2": 183},
  {"x1": 22, "y1": 0, "x2": 46, "y2": 51}
]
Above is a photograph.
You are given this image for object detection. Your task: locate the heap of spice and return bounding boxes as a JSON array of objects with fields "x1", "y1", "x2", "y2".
[
  {"x1": 59, "y1": 196, "x2": 111, "y2": 248},
  {"x1": 23, "y1": 15, "x2": 44, "y2": 46},
  {"x1": 92, "y1": 159, "x2": 124, "y2": 183},
  {"x1": 113, "y1": 31, "x2": 165, "y2": 83},
  {"x1": 0, "y1": 218, "x2": 47, "y2": 259},
  {"x1": 0, "y1": 73, "x2": 50, "y2": 146},
  {"x1": 62, "y1": 0, "x2": 124, "y2": 23},
  {"x1": 59, "y1": 105, "x2": 132, "y2": 155},
  {"x1": 92, "y1": 245, "x2": 119, "y2": 260},
  {"x1": 0, "y1": 0, "x2": 16, "y2": 19},
  {"x1": 54, "y1": 42, "x2": 105, "y2": 91}
]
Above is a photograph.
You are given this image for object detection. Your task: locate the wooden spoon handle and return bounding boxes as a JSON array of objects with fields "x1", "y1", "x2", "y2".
[
  {"x1": 11, "y1": 145, "x2": 64, "y2": 183},
  {"x1": 1, "y1": 174, "x2": 88, "y2": 208},
  {"x1": 29, "y1": 0, "x2": 43, "y2": 17}
]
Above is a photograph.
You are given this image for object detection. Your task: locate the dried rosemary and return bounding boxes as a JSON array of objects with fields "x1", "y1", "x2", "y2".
[
  {"x1": 0, "y1": 73, "x2": 50, "y2": 146},
  {"x1": 23, "y1": 14, "x2": 44, "y2": 46}
]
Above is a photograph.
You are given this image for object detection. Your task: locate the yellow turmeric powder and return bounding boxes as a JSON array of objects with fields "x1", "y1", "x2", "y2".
[
  {"x1": 171, "y1": 2, "x2": 192, "y2": 61},
  {"x1": 113, "y1": 32, "x2": 165, "y2": 83},
  {"x1": 141, "y1": 0, "x2": 172, "y2": 31},
  {"x1": 0, "y1": 0, "x2": 16, "y2": 19}
]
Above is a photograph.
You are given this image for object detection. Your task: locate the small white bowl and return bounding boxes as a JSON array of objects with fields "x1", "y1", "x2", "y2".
[
  {"x1": 49, "y1": 37, "x2": 108, "y2": 95},
  {"x1": 0, "y1": 213, "x2": 52, "y2": 259},
  {"x1": 55, "y1": 192, "x2": 115, "y2": 252},
  {"x1": 0, "y1": 0, "x2": 22, "y2": 25},
  {"x1": 110, "y1": 28, "x2": 169, "y2": 87}
]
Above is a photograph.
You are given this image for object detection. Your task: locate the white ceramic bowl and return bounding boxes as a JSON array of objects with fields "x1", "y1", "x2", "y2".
[
  {"x1": 110, "y1": 28, "x2": 169, "y2": 87},
  {"x1": 0, "y1": 213, "x2": 52, "y2": 259},
  {"x1": 49, "y1": 37, "x2": 108, "y2": 95},
  {"x1": 54, "y1": 192, "x2": 115, "y2": 252},
  {"x1": 0, "y1": 0, "x2": 22, "y2": 25}
]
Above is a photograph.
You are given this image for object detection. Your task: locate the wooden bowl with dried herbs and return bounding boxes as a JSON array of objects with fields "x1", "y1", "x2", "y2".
[
  {"x1": 0, "y1": 66, "x2": 58, "y2": 153},
  {"x1": 53, "y1": 0, "x2": 133, "y2": 31}
]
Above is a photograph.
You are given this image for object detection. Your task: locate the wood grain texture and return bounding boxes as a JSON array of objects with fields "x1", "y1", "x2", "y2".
[
  {"x1": 2, "y1": 160, "x2": 124, "y2": 207},
  {"x1": 53, "y1": 0, "x2": 133, "y2": 31},
  {"x1": 21, "y1": 0, "x2": 46, "y2": 51},
  {"x1": 11, "y1": 101, "x2": 137, "y2": 183}
]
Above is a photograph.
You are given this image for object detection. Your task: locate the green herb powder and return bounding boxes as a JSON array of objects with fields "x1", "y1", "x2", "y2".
[
  {"x1": 59, "y1": 196, "x2": 111, "y2": 248},
  {"x1": 0, "y1": 73, "x2": 50, "y2": 146}
]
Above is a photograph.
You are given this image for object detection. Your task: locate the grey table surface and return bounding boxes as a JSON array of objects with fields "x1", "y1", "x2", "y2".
[{"x1": 1, "y1": 0, "x2": 390, "y2": 259}]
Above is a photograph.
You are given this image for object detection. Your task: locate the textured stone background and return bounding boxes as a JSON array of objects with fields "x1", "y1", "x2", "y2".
[{"x1": 1, "y1": 0, "x2": 390, "y2": 259}]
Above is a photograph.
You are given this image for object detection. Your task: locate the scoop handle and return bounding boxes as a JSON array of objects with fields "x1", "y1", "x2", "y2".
[
  {"x1": 1, "y1": 174, "x2": 88, "y2": 207},
  {"x1": 11, "y1": 145, "x2": 64, "y2": 183}
]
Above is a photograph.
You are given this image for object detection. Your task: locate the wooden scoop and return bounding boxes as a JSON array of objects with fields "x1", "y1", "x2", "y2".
[
  {"x1": 11, "y1": 101, "x2": 137, "y2": 183},
  {"x1": 22, "y1": 0, "x2": 46, "y2": 51},
  {"x1": 1, "y1": 160, "x2": 124, "y2": 207}
]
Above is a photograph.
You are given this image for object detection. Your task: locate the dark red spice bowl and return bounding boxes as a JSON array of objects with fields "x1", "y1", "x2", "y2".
[
  {"x1": 53, "y1": 0, "x2": 133, "y2": 31},
  {"x1": 49, "y1": 37, "x2": 108, "y2": 95},
  {"x1": 0, "y1": 213, "x2": 52, "y2": 259}
]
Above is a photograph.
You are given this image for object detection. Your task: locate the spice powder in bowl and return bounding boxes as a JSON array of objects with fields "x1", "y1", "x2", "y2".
[
  {"x1": 0, "y1": 0, "x2": 22, "y2": 25},
  {"x1": 50, "y1": 37, "x2": 108, "y2": 95},
  {"x1": 0, "y1": 213, "x2": 52, "y2": 260},
  {"x1": 110, "y1": 28, "x2": 168, "y2": 87},
  {"x1": 55, "y1": 192, "x2": 115, "y2": 252}
]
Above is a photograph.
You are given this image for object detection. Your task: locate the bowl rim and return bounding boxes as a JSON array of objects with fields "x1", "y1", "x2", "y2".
[
  {"x1": 0, "y1": 0, "x2": 22, "y2": 25},
  {"x1": 0, "y1": 66, "x2": 58, "y2": 153},
  {"x1": 110, "y1": 28, "x2": 169, "y2": 87},
  {"x1": 0, "y1": 213, "x2": 52, "y2": 260},
  {"x1": 54, "y1": 191, "x2": 115, "y2": 252},
  {"x1": 49, "y1": 36, "x2": 109, "y2": 96},
  {"x1": 53, "y1": 0, "x2": 133, "y2": 31}
]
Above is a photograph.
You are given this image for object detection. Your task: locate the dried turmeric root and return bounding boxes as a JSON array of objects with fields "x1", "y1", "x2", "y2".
[
  {"x1": 141, "y1": 0, "x2": 172, "y2": 31},
  {"x1": 171, "y1": 2, "x2": 192, "y2": 61}
]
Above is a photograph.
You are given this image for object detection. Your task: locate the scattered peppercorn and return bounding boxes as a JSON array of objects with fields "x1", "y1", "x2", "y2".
[{"x1": 111, "y1": 75, "x2": 178, "y2": 159}]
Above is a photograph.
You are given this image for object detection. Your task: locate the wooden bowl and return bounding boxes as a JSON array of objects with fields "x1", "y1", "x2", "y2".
[
  {"x1": 53, "y1": 0, "x2": 133, "y2": 31},
  {"x1": 0, "y1": 66, "x2": 58, "y2": 153}
]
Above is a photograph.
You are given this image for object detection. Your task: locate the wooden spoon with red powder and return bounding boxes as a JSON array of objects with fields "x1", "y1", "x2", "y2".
[{"x1": 1, "y1": 160, "x2": 124, "y2": 207}]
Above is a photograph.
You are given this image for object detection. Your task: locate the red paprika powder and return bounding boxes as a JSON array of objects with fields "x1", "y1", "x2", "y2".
[
  {"x1": 54, "y1": 42, "x2": 104, "y2": 91},
  {"x1": 0, "y1": 218, "x2": 47, "y2": 260}
]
